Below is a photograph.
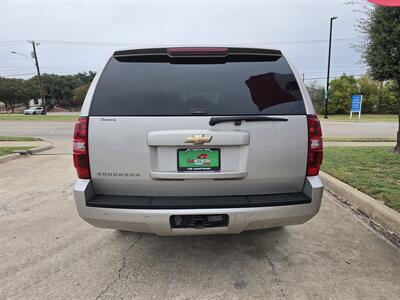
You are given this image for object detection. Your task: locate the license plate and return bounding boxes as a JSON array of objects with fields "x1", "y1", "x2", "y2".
[{"x1": 177, "y1": 148, "x2": 220, "y2": 171}]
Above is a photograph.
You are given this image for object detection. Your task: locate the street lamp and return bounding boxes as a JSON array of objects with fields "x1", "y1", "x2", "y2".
[
  {"x1": 324, "y1": 16, "x2": 338, "y2": 119},
  {"x1": 10, "y1": 51, "x2": 31, "y2": 60},
  {"x1": 11, "y1": 41, "x2": 46, "y2": 115}
]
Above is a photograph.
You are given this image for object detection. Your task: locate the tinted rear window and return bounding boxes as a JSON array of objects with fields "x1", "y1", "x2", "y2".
[{"x1": 90, "y1": 55, "x2": 305, "y2": 116}]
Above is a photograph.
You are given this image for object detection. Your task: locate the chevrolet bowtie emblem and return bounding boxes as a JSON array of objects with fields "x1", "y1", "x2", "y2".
[{"x1": 185, "y1": 134, "x2": 212, "y2": 145}]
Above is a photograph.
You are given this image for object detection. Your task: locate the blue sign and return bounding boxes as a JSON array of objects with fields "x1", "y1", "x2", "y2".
[{"x1": 351, "y1": 95, "x2": 362, "y2": 112}]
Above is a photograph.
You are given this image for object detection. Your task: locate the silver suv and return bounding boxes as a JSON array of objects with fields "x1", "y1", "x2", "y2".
[{"x1": 73, "y1": 47, "x2": 324, "y2": 235}]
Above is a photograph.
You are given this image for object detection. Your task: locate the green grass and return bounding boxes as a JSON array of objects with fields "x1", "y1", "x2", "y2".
[
  {"x1": 0, "y1": 136, "x2": 42, "y2": 142},
  {"x1": 320, "y1": 114, "x2": 397, "y2": 122},
  {"x1": 324, "y1": 137, "x2": 396, "y2": 142},
  {"x1": 322, "y1": 147, "x2": 400, "y2": 212},
  {"x1": 0, "y1": 114, "x2": 78, "y2": 122},
  {"x1": 0, "y1": 147, "x2": 32, "y2": 156}
]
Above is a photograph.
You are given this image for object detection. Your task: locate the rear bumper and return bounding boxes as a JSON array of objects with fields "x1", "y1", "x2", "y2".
[{"x1": 73, "y1": 176, "x2": 323, "y2": 235}]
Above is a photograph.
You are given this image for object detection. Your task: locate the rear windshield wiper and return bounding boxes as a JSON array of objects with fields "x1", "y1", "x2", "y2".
[{"x1": 209, "y1": 116, "x2": 288, "y2": 126}]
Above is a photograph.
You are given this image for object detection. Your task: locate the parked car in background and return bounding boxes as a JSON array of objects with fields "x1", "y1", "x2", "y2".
[
  {"x1": 73, "y1": 47, "x2": 324, "y2": 236},
  {"x1": 24, "y1": 106, "x2": 44, "y2": 115}
]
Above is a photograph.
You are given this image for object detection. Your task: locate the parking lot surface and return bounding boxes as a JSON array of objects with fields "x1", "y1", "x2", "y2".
[{"x1": 1, "y1": 152, "x2": 400, "y2": 299}]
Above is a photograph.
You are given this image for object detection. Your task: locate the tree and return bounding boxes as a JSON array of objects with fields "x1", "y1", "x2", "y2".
[
  {"x1": 0, "y1": 72, "x2": 96, "y2": 112},
  {"x1": 380, "y1": 81, "x2": 400, "y2": 114},
  {"x1": 0, "y1": 78, "x2": 35, "y2": 112},
  {"x1": 76, "y1": 71, "x2": 96, "y2": 84},
  {"x1": 0, "y1": 78, "x2": 17, "y2": 112},
  {"x1": 307, "y1": 82, "x2": 325, "y2": 115},
  {"x1": 359, "y1": 5, "x2": 400, "y2": 152},
  {"x1": 329, "y1": 75, "x2": 359, "y2": 114},
  {"x1": 37, "y1": 72, "x2": 95, "y2": 105},
  {"x1": 22, "y1": 79, "x2": 40, "y2": 107},
  {"x1": 357, "y1": 76, "x2": 380, "y2": 113},
  {"x1": 73, "y1": 83, "x2": 90, "y2": 105}
]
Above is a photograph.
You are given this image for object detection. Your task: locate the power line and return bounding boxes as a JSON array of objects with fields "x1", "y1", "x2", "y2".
[
  {"x1": 304, "y1": 74, "x2": 366, "y2": 81},
  {"x1": 0, "y1": 37, "x2": 360, "y2": 47},
  {"x1": 301, "y1": 68, "x2": 368, "y2": 75},
  {"x1": 0, "y1": 40, "x2": 26, "y2": 45},
  {"x1": 300, "y1": 65, "x2": 367, "y2": 71},
  {"x1": 0, "y1": 72, "x2": 37, "y2": 77},
  {"x1": 0, "y1": 67, "x2": 35, "y2": 72}
]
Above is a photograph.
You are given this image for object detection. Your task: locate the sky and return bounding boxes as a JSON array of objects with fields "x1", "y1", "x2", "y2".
[{"x1": 0, "y1": 0, "x2": 369, "y2": 85}]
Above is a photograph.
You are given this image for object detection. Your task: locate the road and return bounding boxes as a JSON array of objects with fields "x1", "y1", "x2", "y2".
[
  {"x1": 321, "y1": 121, "x2": 397, "y2": 138},
  {"x1": 1, "y1": 154, "x2": 399, "y2": 299}
]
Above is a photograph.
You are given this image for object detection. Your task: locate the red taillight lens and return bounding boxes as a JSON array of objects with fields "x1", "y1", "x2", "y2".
[
  {"x1": 73, "y1": 117, "x2": 90, "y2": 179},
  {"x1": 307, "y1": 115, "x2": 323, "y2": 176}
]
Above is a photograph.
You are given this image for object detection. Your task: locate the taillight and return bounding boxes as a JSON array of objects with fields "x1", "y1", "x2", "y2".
[
  {"x1": 73, "y1": 117, "x2": 90, "y2": 179},
  {"x1": 167, "y1": 47, "x2": 228, "y2": 57},
  {"x1": 307, "y1": 115, "x2": 323, "y2": 176}
]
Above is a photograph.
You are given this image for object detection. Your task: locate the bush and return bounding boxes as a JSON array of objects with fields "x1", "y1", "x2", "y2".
[{"x1": 306, "y1": 75, "x2": 399, "y2": 115}]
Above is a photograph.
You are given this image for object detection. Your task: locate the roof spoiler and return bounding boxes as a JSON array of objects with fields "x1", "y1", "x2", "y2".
[{"x1": 113, "y1": 47, "x2": 282, "y2": 58}]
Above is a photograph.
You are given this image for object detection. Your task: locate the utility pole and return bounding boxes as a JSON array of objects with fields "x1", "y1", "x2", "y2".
[
  {"x1": 29, "y1": 40, "x2": 46, "y2": 115},
  {"x1": 324, "y1": 17, "x2": 338, "y2": 119}
]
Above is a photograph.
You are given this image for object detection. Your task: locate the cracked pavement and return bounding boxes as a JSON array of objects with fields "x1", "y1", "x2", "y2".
[{"x1": 1, "y1": 154, "x2": 400, "y2": 299}]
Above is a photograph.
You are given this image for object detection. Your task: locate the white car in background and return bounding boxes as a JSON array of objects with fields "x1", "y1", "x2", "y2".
[{"x1": 24, "y1": 106, "x2": 44, "y2": 115}]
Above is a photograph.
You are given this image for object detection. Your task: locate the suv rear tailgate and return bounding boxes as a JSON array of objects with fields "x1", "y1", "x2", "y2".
[
  {"x1": 86, "y1": 48, "x2": 309, "y2": 198},
  {"x1": 89, "y1": 115, "x2": 307, "y2": 197}
]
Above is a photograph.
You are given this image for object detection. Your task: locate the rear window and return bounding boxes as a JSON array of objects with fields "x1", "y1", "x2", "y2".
[{"x1": 90, "y1": 55, "x2": 305, "y2": 116}]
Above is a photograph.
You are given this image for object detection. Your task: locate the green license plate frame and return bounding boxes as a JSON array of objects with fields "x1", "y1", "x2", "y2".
[{"x1": 177, "y1": 148, "x2": 221, "y2": 172}]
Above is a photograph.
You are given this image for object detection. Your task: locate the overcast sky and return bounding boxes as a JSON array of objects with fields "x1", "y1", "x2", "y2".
[{"x1": 0, "y1": 0, "x2": 369, "y2": 85}]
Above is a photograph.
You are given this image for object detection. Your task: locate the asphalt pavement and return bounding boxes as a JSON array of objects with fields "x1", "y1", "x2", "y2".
[
  {"x1": 320, "y1": 121, "x2": 397, "y2": 138},
  {"x1": 1, "y1": 154, "x2": 399, "y2": 299}
]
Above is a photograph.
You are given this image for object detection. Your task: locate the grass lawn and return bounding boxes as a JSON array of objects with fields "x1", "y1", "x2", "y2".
[
  {"x1": 320, "y1": 114, "x2": 397, "y2": 122},
  {"x1": 0, "y1": 136, "x2": 42, "y2": 142},
  {"x1": 0, "y1": 147, "x2": 32, "y2": 156},
  {"x1": 322, "y1": 147, "x2": 400, "y2": 212},
  {"x1": 0, "y1": 114, "x2": 78, "y2": 122}
]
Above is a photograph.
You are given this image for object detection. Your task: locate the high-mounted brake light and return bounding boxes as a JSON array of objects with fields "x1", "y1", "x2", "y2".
[
  {"x1": 167, "y1": 47, "x2": 228, "y2": 57},
  {"x1": 306, "y1": 115, "x2": 323, "y2": 176},
  {"x1": 73, "y1": 117, "x2": 90, "y2": 179}
]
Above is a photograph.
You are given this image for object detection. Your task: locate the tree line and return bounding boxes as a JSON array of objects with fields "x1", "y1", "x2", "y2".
[
  {"x1": 0, "y1": 71, "x2": 95, "y2": 112},
  {"x1": 308, "y1": 75, "x2": 399, "y2": 115}
]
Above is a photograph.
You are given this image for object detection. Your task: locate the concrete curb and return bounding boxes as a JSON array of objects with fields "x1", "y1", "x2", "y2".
[
  {"x1": 320, "y1": 171, "x2": 400, "y2": 235},
  {"x1": 0, "y1": 142, "x2": 53, "y2": 164},
  {"x1": 18, "y1": 144, "x2": 53, "y2": 155}
]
